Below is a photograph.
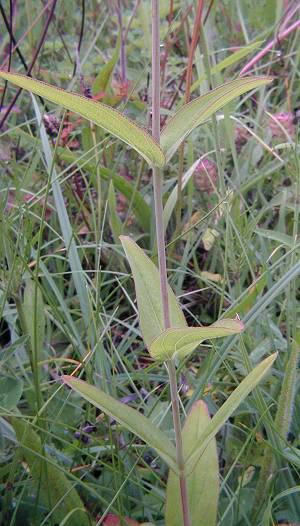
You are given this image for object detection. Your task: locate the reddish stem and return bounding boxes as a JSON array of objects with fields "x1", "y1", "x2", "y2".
[{"x1": 240, "y1": 19, "x2": 300, "y2": 76}]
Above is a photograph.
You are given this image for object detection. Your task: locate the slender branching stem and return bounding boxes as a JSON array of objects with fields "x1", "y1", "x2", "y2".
[{"x1": 151, "y1": 2, "x2": 191, "y2": 524}]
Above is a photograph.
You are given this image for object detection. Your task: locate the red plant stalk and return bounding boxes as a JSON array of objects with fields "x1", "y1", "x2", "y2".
[
  {"x1": 176, "y1": 0, "x2": 204, "y2": 233},
  {"x1": 240, "y1": 18, "x2": 300, "y2": 76},
  {"x1": 151, "y1": 1, "x2": 191, "y2": 525}
]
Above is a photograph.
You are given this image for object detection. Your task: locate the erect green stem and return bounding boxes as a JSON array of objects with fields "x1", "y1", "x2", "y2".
[
  {"x1": 151, "y1": 2, "x2": 191, "y2": 525},
  {"x1": 151, "y1": 0, "x2": 170, "y2": 330}
]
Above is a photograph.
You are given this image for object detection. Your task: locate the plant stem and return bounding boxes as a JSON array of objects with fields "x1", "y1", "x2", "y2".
[
  {"x1": 175, "y1": 0, "x2": 204, "y2": 236},
  {"x1": 151, "y1": 2, "x2": 191, "y2": 525},
  {"x1": 168, "y1": 359, "x2": 191, "y2": 526},
  {"x1": 151, "y1": 0, "x2": 170, "y2": 330}
]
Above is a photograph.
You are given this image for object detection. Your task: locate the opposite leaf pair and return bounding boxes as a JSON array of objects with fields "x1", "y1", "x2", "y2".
[
  {"x1": 63, "y1": 237, "x2": 276, "y2": 525},
  {"x1": 0, "y1": 71, "x2": 271, "y2": 168}
]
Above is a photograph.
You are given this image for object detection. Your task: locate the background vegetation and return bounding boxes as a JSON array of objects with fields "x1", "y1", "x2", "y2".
[{"x1": 0, "y1": 1, "x2": 299, "y2": 525}]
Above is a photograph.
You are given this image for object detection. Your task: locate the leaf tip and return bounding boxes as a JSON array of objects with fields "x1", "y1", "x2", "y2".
[
  {"x1": 62, "y1": 375, "x2": 74, "y2": 385},
  {"x1": 192, "y1": 399, "x2": 209, "y2": 414}
]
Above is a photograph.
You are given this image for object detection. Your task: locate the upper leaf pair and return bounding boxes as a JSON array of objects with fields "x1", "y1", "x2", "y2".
[
  {"x1": 0, "y1": 71, "x2": 271, "y2": 167},
  {"x1": 120, "y1": 236, "x2": 243, "y2": 361}
]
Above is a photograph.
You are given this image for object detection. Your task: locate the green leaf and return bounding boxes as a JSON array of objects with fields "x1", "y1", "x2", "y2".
[
  {"x1": 150, "y1": 319, "x2": 244, "y2": 361},
  {"x1": 160, "y1": 76, "x2": 272, "y2": 161},
  {"x1": 11, "y1": 418, "x2": 91, "y2": 526},
  {"x1": 92, "y1": 32, "x2": 121, "y2": 95},
  {"x1": 166, "y1": 401, "x2": 219, "y2": 526},
  {"x1": 185, "y1": 353, "x2": 277, "y2": 473},
  {"x1": 190, "y1": 41, "x2": 263, "y2": 93},
  {"x1": 120, "y1": 236, "x2": 187, "y2": 348},
  {"x1": 23, "y1": 278, "x2": 45, "y2": 360},
  {"x1": 0, "y1": 377, "x2": 23, "y2": 410},
  {"x1": 63, "y1": 376, "x2": 178, "y2": 473},
  {"x1": 0, "y1": 71, "x2": 165, "y2": 167}
]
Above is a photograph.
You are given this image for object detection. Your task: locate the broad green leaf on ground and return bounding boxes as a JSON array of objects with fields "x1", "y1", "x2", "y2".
[
  {"x1": 92, "y1": 32, "x2": 121, "y2": 95},
  {"x1": 0, "y1": 71, "x2": 165, "y2": 167},
  {"x1": 63, "y1": 376, "x2": 178, "y2": 473},
  {"x1": 190, "y1": 41, "x2": 263, "y2": 93},
  {"x1": 160, "y1": 76, "x2": 272, "y2": 161},
  {"x1": 11, "y1": 418, "x2": 91, "y2": 526},
  {"x1": 150, "y1": 319, "x2": 244, "y2": 361},
  {"x1": 166, "y1": 401, "x2": 219, "y2": 526},
  {"x1": 0, "y1": 378, "x2": 23, "y2": 410},
  {"x1": 185, "y1": 353, "x2": 277, "y2": 473},
  {"x1": 120, "y1": 236, "x2": 187, "y2": 348}
]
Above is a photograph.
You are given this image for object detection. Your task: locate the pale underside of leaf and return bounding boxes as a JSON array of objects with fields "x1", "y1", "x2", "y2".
[
  {"x1": 120, "y1": 236, "x2": 187, "y2": 349},
  {"x1": 63, "y1": 376, "x2": 178, "y2": 473},
  {"x1": 160, "y1": 76, "x2": 272, "y2": 162},
  {"x1": 0, "y1": 71, "x2": 165, "y2": 167},
  {"x1": 185, "y1": 353, "x2": 277, "y2": 473},
  {"x1": 150, "y1": 319, "x2": 244, "y2": 361},
  {"x1": 166, "y1": 401, "x2": 219, "y2": 526}
]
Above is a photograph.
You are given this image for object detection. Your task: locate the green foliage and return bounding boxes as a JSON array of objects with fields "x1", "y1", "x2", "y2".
[
  {"x1": 150, "y1": 319, "x2": 244, "y2": 361},
  {"x1": 0, "y1": 71, "x2": 165, "y2": 167},
  {"x1": 63, "y1": 375, "x2": 178, "y2": 472},
  {"x1": 166, "y1": 401, "x2": 219, "y2": 526},
  {"x1": 0, "y1": 377, "x2": 23, "y2": 410},
  {"x1": 0, "y1": 2, "x2": 299, "y2": 524},
  {"x1": 11, "y1": 418, "x2": 92, "y2": 526},
  {"x1": 186, "y1": 353, "x2": 277, "y2": 473},
  {"x1": 23, "y1": 278, "x2": 45, "y2": 362},
  {"x1": 160, "y1": 77, "x2": 272, "y2": 161},
  {"x1": 120, "y1": 235, "x2": 187, "y2": 348},
  {"x1": 92, "y1": 32, "x2": 121, "y2": 95}
]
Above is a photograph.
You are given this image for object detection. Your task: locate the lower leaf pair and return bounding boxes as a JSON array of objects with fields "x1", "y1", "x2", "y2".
[{"x1": 63, "y1": 237, "x2": 276, "y2": 525}]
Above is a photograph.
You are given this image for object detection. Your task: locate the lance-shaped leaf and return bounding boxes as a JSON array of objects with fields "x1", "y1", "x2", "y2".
[
  {"x1": 11, "y1": 418, "x2": 91, "y2": 526},
  {"x1": 160, "y1": 76, "x2": 272, "y2": 161},
  {"x1": 92, "y1": 32, "x2": 121, "y2": 95},
  {"x1": 166, "y1": 401, "x2": 219, "y2": 526},
  {"x1": 185, "y1": 353, "x2": 277, "y2": 474},
  {"x1": 63, "y1": 376, "x2": 178, "y2": 473},
  {"x1": 0, "y1": 71, "x2": 165, "y2": 168},
  {"x1": 150, "y1": 319, "x2": 244, "y2": 361},
  {"x1": 120, "y1": 236, "x2": 187, "y2": 349},
  {"x1": 23, "y1": 278, "x2": 45, "y2": 361}
]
